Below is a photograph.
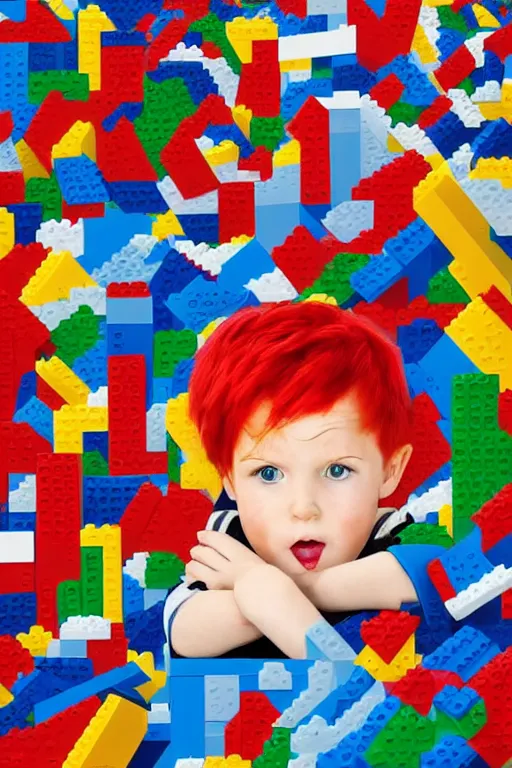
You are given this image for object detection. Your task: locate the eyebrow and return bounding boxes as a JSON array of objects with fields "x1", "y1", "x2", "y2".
[
  {"x1": 241, "y1": 454, "x2": 363, "y2": 463},
  {"x1": 240, "y1": 425, "x2": 356, "y2": 462}
]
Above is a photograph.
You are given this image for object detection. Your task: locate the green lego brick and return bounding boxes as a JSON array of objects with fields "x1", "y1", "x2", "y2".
[
  {"x1": 190, "y1": 13, "x2": 241, "y2": 74},
  {"x1": 388, "y1": 101, "x2": 425, "y2": 128},
  {"x1": 437, "y1": 6, "x2": 469, "y2": 33},
  {"x1": 28, "y1": 70, "x2": 89, "y2": 104},
  {"x1": 313, "y1": 66, "x2": 332, "y2": 79},
  {"x1": 253, "y1": 726, "x2": 292, "y2": 768},
  {"x1": 153, "y1": 329, "x2": 197, "y2": 377},
  {"x1": 51, "y1": 305, "x2": 103, "y2": 367},
  {"x1": 250, "y1": 116, "x2": 285, "y2": 152},
  {"x1": 167, "y1": 433, "x2": 180, "y2": 484},
  {"x1": 82, "y1": 451, "x2": 109, "y2": 477},
  {"x1": 427, "y1": 267, "x2": 471, "y2": 305},
  {"x1": 81, "y1": 546, "x2": 103, "y2": 617},
  {"x1": 365, "y1": 705, "x2": 436, "y2": 768},
  {"x1": 398, "y1": 523, "x2": 453, "y2": 548},
  {"x1": 298, "y1": 252, "x2": 370, "y2": 305},
  {"x1": 57, "y1": 580, "x2": 82, "y2": 625},
  {"x1": 457, "y1": 77, "x2": 475, "y2": 97},
  {"x1": 26, "y1": 173, "x2": 62, "y2": 222},
  {"x1": 145, "y1": 552, "x2": 185, "y2": 589},
  {"x1": 435, "y1": 699, "x2": 486, "y2": 741}
]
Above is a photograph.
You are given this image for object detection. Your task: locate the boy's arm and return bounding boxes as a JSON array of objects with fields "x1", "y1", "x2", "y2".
[{"x1": 170, "y1": 589, "x2": 264, "y2": 657}]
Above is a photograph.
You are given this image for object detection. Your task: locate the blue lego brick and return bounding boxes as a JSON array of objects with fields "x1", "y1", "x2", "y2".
[
  {"x1": 102, "y1": 101, "x2": 144, "y2": 132},
  {"x1": 217, "y1": 238, "x2": 274, "y2": 292},
  {"x1": 7, "y1": 203, "x2": 42, "y2": 245},
  {"x1": 378, "y1": 54, "x2": 438, "y2": 107},
  {"x1": 334, "y1": 611, "x2": 377, "y2": 655},
  {"x1": 426, "y1": 512, "x2": 439, "y2": 525},
  {"x1": 330, "y1": 127, "x2": 361, "y2": 207},
  {"x1": 426, "y1": 113, "x2": 480, "y2": 160},
  {"x1": 433, "y1": 685, "x2": 480, "y2": 719},
  {"x1": 15, "y1": 371, "x2": 37, "y2": 411},
  {"x1": 419, "y1": 334, "x2": 480, "y2": 420},
  {"x1": 83, "y1": 431, "x2": 109, "y2": 461},
  {"x1": 8, "y1": 473, "x2": 28, "y2": 492},
  {"x1": 127, "y1": 601, "x2": 166, "y2": 658},
  {"x1": 422, "y1": 625, "x2": 500, "y2": 682},
  {"x1": 34, "y1": 662, "x2": 150, "y2": 723},
  {"x1": 298, "y1": 665, "x2": 374, "y2": 729},
  {"x1": 472, "y1": 117, "x2": 512, "y2": 165},
  {"x1": 414, "y1": 462, "x2": 452, "y2": 497},
  {"x1": 13, "y1": 395, "x2": 53, "y2": 444},
  {"x1": 1, "y1": 669, "x2": 68, "y2": 735},
  {"x1": 72, "y1": 336, "x2": 108, "y2": 393},
  {"x1": 459, "y1": 4, "x2": 478, "y2": 28},
  {"x1": 8, "y1": 512, "x2": 36, "y2": 531},
  {"x1": 300, "y1": 204, "x2": 330, "y2": 240},
  {"x1": 333, "y1": 62, "x2": 376, "y2": 93},
  {"x1": 182, "y1": 31, "x2": 202, "y2": 48},
  {"x1": 0, "y1": 43, "x2": 37, "y2": 142},
  {"x1": 106, "y1": 296, "x2": 153, "y2": 325},
  {"x1": 169, "y1": 675, "x2": 205, "y2": 757},
  {"x1": 349, "y1": 253, "x2": 404, "y2": 302},
  {"x1": 485, "y1": 532, "x2": 512, "y2": 568},
  {"x1": 129, "y1": 739, "x2": 169, "y2": 768},
  {"x1": 282, "y1": 78, "x2": 333, "y2": 120},
  {"x1": 28, "y1": 41, "x2": 77, "y2": 71},
  {"x1": 0, "y1": 592, "x2": 36, "y2": 635},
  {"x1": 35, "y1": 656, "x2": 94, "y2": 684},
  {"x1": 178, "y1": 214, "x2": 219, "y2": 244},
  {"x1": 397, "y1": 319, "x2": 443, "y2": 364},
  {"x1": 277, "y1": 10, "x2": 328, "y2": 35},
  {"x1": 153, "y1": 377, "x2": 174, "y2": 403},
  {"x1": 0, "y1": 0, "x2": 26, "y2": 22},
  {"x1": 148, "y1": 61, "x2": 218, "y2": 105},
  {"x1": 149, "y1": 246, "x2": 205, "y2": 332},
  {"x1": 437, "y1": 29, "x2": 466, "y2": 62},
  {"x1": 0, "y1": 509, "x2": 8, "y2": 530},
  {"x1": 94, "y1": 0, "x2": 162, "y2": 30},
  {"x1": 144, "y1": 589, "x2": 168, "y2": 610},
  {"x1": 255, "y1": 164, "x2": 300, "y2": 207},
  {"x1": 491, "y1": 228, "x2": 512, "y2": 258},
  {"x1": 83, "y1": 476, "x2": 150, "y2": 526},
  {"x1": 205, "y1": 721, "x2": 225, "y2": 757},
  {"x1": 54, "y1": 156, "x2": 110, "y2": 205},
  {"x1": 167, "y1": 276, "x2": 259, "y2": 333},
  {"x1": 100, "y1": 30, "x2": 146, "y2": 46},
  {"x1": 421, "y1": 734, "x2": 489, "y2": 768},
  {"x1": 483, "y1": 50, "x2": 504, "y2": 84},
  {"x1": 204, "y1": 123, "x2": 253, "y2": 159},
  {"x1": 439, "y1": 527, "x2": 494, "y2": 593},
  {"x1": 171, "y1": 358, "x2": 194, "y2": 397},
  {"x1": 255, "y1": 201, "x2": 301, "y2": 253},
  {"x1": 107, "y1": 321, "x2": 153, "y2": 357},
  {"x1": 80, "y1": 208, "x2": 153, "y2": 273},
  {"x1": 108, "y1": 181, "x2": 168, "y2": 214}
]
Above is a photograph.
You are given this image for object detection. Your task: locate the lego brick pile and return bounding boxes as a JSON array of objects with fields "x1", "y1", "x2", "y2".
[{"x1": 0, "y1": 0, "x2": 512, "y2": 765}]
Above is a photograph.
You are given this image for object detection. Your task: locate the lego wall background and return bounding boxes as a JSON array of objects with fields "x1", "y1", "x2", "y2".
[{"x1": 0, "y1": 0, "x2": 512, "y2": 765}]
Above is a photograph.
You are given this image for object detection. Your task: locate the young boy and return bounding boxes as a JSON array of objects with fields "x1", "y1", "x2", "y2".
[{"x1": 164, "y1": 301, "x2": 448, "y2": 659}]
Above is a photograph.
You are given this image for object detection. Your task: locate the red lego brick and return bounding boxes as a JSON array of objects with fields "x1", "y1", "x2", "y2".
[
  {"x1": 481, "y1": 285, "x2": 512, "y2": 331},
  {"x1": 0, "y1": 0, "x2": 71, "y2": 43},
  {"x1": 225, "y1": 692, "x2": 282, "y2": 760},
  {"x1": 61, "y1": 202, "x2": 105, "y2": 223},
  {"x1": 106, "y1": 282, "x2": 151, "y2": 299},
  {"x1": 0, "y1": 635, "x2": 34, "y2": 689},
  {"x1": 469, "y1": 647, "x2": 512, "y2": 767},
  {"x1": 0, "y1": 422, "x2": 52, "y2": 509},
  {"x1": 238, "y1": 146, "x2": 273, "y2": 182},
  {"x1": 276, "y1": 0, "x2": 307, "y2": 16},
  {"x1": 24, "y1": 92, "x2": 82, "y2": 175},
  {"x1": 36, "y1": 376, "x2": 67, "y2": 411},
  {"x1": 498, "y1": 389, "x2": 512, "y2": 436},
  {"x1": 0, "y1": 171, "x2": 24, "y2": 205},
  {"x1": 348, "y1": 0, "x2": 422, "y2": 71},
  {"x1": 0, "y1": 111, "x2": 13, "y2": 143},
  {"x1": 502, "y1": 588, "x2": 512, "y2": 619},
  {"x1": 87, "y1": 624, "x2": 128, "y2": 675},
  {"x1": 147, "y1": 18, "x2": 189, "y2": 70},
  {"x1": 0, "y1": 562, "x2": 35, "y2": 594},
  {"x1": 418, "y1": 96, "x2": 453, "y2": 130},
  {"x1": 101, "y1": 44, "x2": 145, "y2": 112},
  {"x1": 35, "y1": 453, "x2": 82, "y2": 634},
  {"x1": 163, "y1": 0, "x2": 210, "y2": 22},
  {"x1": 97, "y1": 119, "x2": 157, "y2": 183},
  {"x1": 0, "y1": 242, "x2": 49, "y2": 301},
  {"x1": 378, "y1": 277, "x2": 409, "y2": 310},
  {"x1": 272, "y1": 225, "x2": 331, "y2": 294},
  {"x1": 435, "y1": 45, "x2": 476, "y2": 92},
  {"x1": 382, "y1": 392, "x2": 452, "y2": 508},
  {"x1": 135, "y1": 13, "x2": 156, "y2": 33},
  {"x1": 369, "y1": 73, "x2": 405, "y2": 110},
  {"x1": 201, "y1": 41, "x2": 223, "y2": 59},
  {"x1": 108, "y1": 355, "x2": 167, "y2": 476},
  {"x1": 427, "y1": 558, "x2": 457, "y2": 602},
  {"x1": 219, "y1": 181, "x2": 255, "y2": 242},
  {"x1": 471, "y1": 483, "x2": 512, "y2": 551},
  {"x1": 161, "y1": 122, "x2": 220, "y2": 201},
  {"x1": 360, "y1": 610, "x2": 421, "y2": 664},
  {"x1": 237, "y1": 40, "x2": 280, "y2": 118},
  {"x1": 484, "y1": 23, "x2": 512, "y2": 62},
  {"x1": 120, "y1": 481, "x2": 163, "y2": 562},
  {"x1": 391, "y1": 665, "x2": 437, "y2": 716},
  {"x1": 288, "y1": 96, "x2": 331, "y2": 206}
]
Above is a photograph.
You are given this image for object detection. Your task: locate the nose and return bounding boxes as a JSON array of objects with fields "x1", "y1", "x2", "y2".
[{"x1": 291, "y1": 499, "x2": 321, "y2": 522}]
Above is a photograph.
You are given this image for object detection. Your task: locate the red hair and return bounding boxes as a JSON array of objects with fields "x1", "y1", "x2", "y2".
[{"x1": 188, "y1": 301, "x2": 412, "y2": 477}]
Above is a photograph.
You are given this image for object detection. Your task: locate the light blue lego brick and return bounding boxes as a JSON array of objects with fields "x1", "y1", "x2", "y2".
[
  {"x1": 205, "y1": 721, "x2": 225, "y2": 757},
  {"x1": 169, "y1": 675, "x2": 205, "y2": 756},
  {"x1": 153, "y1": 377, "x2": 174, "y2": 403},
  {"x1": 147, "y1": 404, "x2": 167, "y2": 452},
  {"x1": 306, "y1": 619, "x2": 356, "y2": 666},
  {"x1": 13, "y1": 396, "x2": 53, "y2": 444},
  {"x1": 327, "y1": 12, "x2": 348, "y2": 28},
  {"x1": 418, "y1": 335, "x2": 480, "y2": 420},
  {"x1": 106, "y1": 296, "x2": 153, "y2": 325},
  {"x1": 204, "y1": 675, "x2": 240, "y2": 722},
  {"x1": 217, "y1": 238, "x2": 275, "y2": 292},
  {"x1": 0, "y1": 137, "x2": 22, "y2": 172},
  {"x1": 330, "y1": 106, "x2": 361, "y2": 135},
  {"x1": 330, "y1": 130, "x2": 361, "y2": 208},
  {"x1": 46, "y1": 640, "x2": 61, "y2": 658},
  {"x1": 349, "y1": 253, "x2": 404, "y2": 302},
  {"x1": 308, "y1": 0, "x2": 346, "y2": 13},
  {"x1": 255, "y1": 201, "x2": 301, "y2": 252},
  {"x1": 255, "y1": 164, "x2": 300, "y2": 206},
  {"x1": 322, "y1": 200, "x2": 374, "y2": 242},
  {"x1": 59, "y1": 640, "x2": 87, "y2": 658},
  {"x1": 34, "y1": 662, "x2": 150, "y2": 723},
  {"x1": 144, "y1": 589, "x2": 169, "y2": 610}
]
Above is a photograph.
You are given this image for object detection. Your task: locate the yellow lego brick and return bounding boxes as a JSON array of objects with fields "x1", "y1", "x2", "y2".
[
  {"x1": 0, "y1": 207, "x2": 15, "y2": 260},
  {"x1": 304, "y1": 294, "x2": 337, "y2": 306},
  {"x1": 280, "y1": 58, "x2": 311, "y2": 72},
  {"x1": 445, "y1": 296, "x2": 512, "y2": 391},
  {"x1": 411, "y1": 23, "x2": 439, "y2": 65},
  {"x1": 127, "y1": 651, "x2": 166, "y2": 702},
  {"x1": 79, "y1": 524, "x2": 122, "y2": 621},
  {"x1": 52, "y1": 121, "x2": 96, "y2": 161},
  {"x1": 355, "y1": 636, "x2": 420, "y2": 682},
  {"x1": 152, "y1": 209, "x2": 184, "y2": 240},
  {"x1": 199, "y1": 317, "x2": 227, "y2": 344},
  {"x1": 232, "y1": 105, "x2": 252, "y2": 139},
  {"x1": 36, "y1": 357, "x2": 91, "y2": 406},
  {"x1": 387, "y1": 134, "x2": 404, "y2": 153},
  {"x1": 166, "y1": 394, "x2": 222, "y2": 499},
  {"x1": 226, "y1": 16, "x2": 278, "y2": 64},
  {"x1": 423, "y1": 0, "x2": 453, "y2": 5},
  {"x1": 0, "y1": 684, "x2": 14, "y2": 708},
  {"x1": 16, "y1": 625, "x2": 53, "y2": 656},
  {"x1": 20, "y1": 250, "x2": 98, "y2": 306},
  {"x1": 438, "y1": 503, "x2": 453, "y2": 538},
  {"x1": 204, "y1": 757, "x2": 251, "y2": 768},
  {"x1": 204, "y1": 139, "x2": 240, "y2": 166},
  {"x1": 478, "y1": 82, "x2": 512, "y2": 121},
  {"x1": 47, "y1": 0, "x2": 75, "y2": 20},
  {"x1": 78, "y1": 5, "x2": 116, "y2": 91},
  {"x1": 273, "y1": 139, "x2": 300, "y2": 167},
  {"x1": 63, "y1": 694, "x2": 147, "y2": 768},
  {"x1": 413, "y1": 162, "x2": 512, "y2": 300},
  {"x1": 81, "y1": 523, "x2": 105, "y2": 547},
  {"x1": 473, "y1": 3, "x2": 500, "y2": 26},
  {"x1": 230, "y1": 235, "x2": 252, "y2": 246},
  {"x1": 15, "y1": 139, "x2": 50, "y2": 181},
  {"x1": 54, "y1": 404, "x2": 108, "y2": 453},
  {"x1": 425, "y1": 153, "x2": 446, "y2": 171},
  {"x1": 470, "y1": 156, "x2": 512, "y2": 188}
]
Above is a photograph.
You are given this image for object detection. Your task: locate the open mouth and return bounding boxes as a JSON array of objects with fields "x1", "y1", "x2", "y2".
[{"x1": 290, "y1": 540, "x2": 325, "y2": 570}]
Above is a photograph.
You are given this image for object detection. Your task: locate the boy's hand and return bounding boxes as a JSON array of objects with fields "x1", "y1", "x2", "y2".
[{"x1": 185, "y1": 530, "x2": 265, "y2": 591}]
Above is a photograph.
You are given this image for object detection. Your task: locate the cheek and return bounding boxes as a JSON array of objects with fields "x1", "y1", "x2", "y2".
[{"x1": 237, "y1": 499, "x2": 277, "y2": 562}]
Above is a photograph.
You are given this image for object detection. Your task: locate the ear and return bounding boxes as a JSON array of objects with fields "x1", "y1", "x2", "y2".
[
  {"x1": 379, "y1": 444, "x2": 413, "y2": 499},
  {"x1": 223, "y1": 473, "x2": 236, "y2": 501}
]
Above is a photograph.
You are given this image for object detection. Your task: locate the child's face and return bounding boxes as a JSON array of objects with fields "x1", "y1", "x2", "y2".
[{"x1": 223, "y1": 394, "x2": 412, "y2": 578}]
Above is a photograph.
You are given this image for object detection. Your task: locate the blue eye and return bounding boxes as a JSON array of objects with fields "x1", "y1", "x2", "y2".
[
  {"x1": 326, "y1": 463, "x2": 351, "y2": 480},
  {"x1": 254, "y1": 466, "x2": 282, "y2": 483}
]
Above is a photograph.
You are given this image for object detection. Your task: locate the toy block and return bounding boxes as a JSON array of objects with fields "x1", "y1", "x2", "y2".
[
  {"x1": 20, "y1": 250, "x2": 98, "y2": 306},
  {"x1": 77, "y1": 4, "x2": 115, "y2": 91},
  {"x1": 0, "y1": 207, "x2": 15, "y2": 260},
  {"x1": 128, "y1": 650, "x2": 166, "y2": 703},
  {"x1": 52, "y1": 121, "x2": 96, "y2": 161},
  {"x1": 0, "y1": 531, "x2": 34, "y2": 563},
  {"x1": 355, "y1": 635, "x2": 420, "y2": 682},
  {"x1": 36, "y1": 357, "x2": 91, "y2": 406},
  {"x1": 16, "y1": 625, "x2": 53, "y2": 657},
  {"x1": 360, "y1": 611, "x2": 421, "y2": 665}
]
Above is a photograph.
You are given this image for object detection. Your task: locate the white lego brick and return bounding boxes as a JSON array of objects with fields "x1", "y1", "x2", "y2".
[
  {"x1": 278, "y1": 24, "x2": 356, "y2": 61},
  {"x1": 288, "y1": 69, "x2": 313, "y2": 83},
  {"x1": 46, "y1": 640, "x2": 62, "y2": 658},
  {"x1": 275, "y1": 661, "x2": 337, "y2": 729},
  {"x1": 211, "y1": 160, "x2": 239, "y2": 183},
  {"x1": 445, "y1": 565, "x2": 512, "y2": 621},
  {"x1": 203, "y1": 56, "x2": 240, "y2": 108},
  {"x1": 123, "y1": 552, "x2": 149, "y2": 588},
  {"x1": 448, "y1": 142, "x2": 473, "y2": 181},
  {"x1": 161, "y1": 42, "x2": 204, "y2": 62},
  {"x1": 0, "y1": 532, "x2": 34, "y2": 563},
  {"x1": 147, "y1": 404, "x2": 168, "y2": 451},
  {"x1": 390, "y1": 123, "x2": 438, "y2": 157},
  {"x1": 36, "y1": 218, "x2": 85, "y2": 259},
  {"x1": 69, "y1": 286, "x2": 106, "y2": 316},
  {"x1": 460, "y1": 177, "x2": 512, "y2": 237},
  {"x1": 287, "y1": 755, "x2": 318, "y2": 768},
  {"x1": 204, "y1": 675, "x2": 240, "y2": 721},
  {"x1": 0, "y1": 138, "x2": 22, "y2": 172},
  {"x1": 244, "y1": 268, "x2": 299, "y2": 302},
  {"x1": 419, "y1": 6, "x2": 440, "y2": 51},
  {"x1": 59, "y1": 615, "x2": 111, "y2": 640},
  {"x1": 471, "y1": 81, "x2": 501, "y2": 103},
  {"x1": 148, "y1": 703, "x2": 171, "y2": 724},
  {"x1": 317, "y1": 91, "x2": 361, "y2": 110},
  {"x1": 87, "y1": 387, "x2": 108, "y2": 407},
  {"x1": 464, "y1": 31, "x2": 494, "y2": 69},
  {"x1": 259, "y1": 662, "x2": 293, "y2": 690},
  {"x1": 175, "y1": 761, "x2": 205, "y2": 768},
  {"x1": 91, "y1": 234, "x2": 160, "y2": 288},
  {"x1": 181, "y1": 240, "x2": 242, "y2": 277},
  {"x1": 322, "y1": 200, "x2": 374, "y2": 242},
  {"x1": 448, "y1": 89, "x2": 485, "y2": 128},
  {"x1": 400, "y1": 478, "x2": 452, "y2": 522},
  {"x1": 157, "y1": 176, "x2": 219, "y2": 215},
  {"x1": 8, "y1": 475, "x2": 36, "y2": 513}
]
